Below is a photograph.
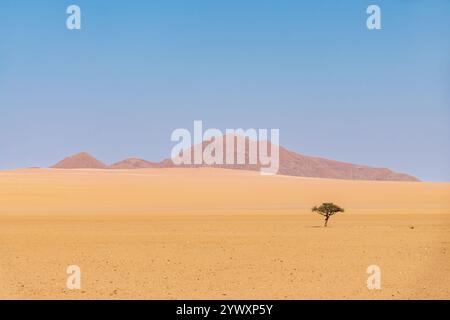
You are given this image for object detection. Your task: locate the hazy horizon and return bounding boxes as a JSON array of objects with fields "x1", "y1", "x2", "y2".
[
  {"x1": 1, "y1": 0, "x2": 449, "y2": 181},
  {"x1": 9, "y1": 143, "x2": 425, "y2": 182}
]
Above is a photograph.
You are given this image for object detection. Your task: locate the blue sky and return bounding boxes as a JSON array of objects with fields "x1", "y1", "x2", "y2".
[{"x1": 0, "y1": 0, "x2": 449, "y2": 181}]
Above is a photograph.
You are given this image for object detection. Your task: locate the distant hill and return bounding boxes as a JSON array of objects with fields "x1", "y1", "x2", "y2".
[
  {"x1": 49, "y1": 137, "x2": 419, "y2": 181},
  {"x1": 110, "y1": 158, "x2": 160, "y2": 169},
  {"x1": 162, "y1": 136, "x2": 420, "y2": 182},
  {"x1": 51, "y1": 152, "x2": 108, "y2": 169}
]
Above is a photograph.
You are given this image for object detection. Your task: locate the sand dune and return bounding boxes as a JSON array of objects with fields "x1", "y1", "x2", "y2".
[{"x1": 0, "y1": 168, "x2": 448, "y2": 299}]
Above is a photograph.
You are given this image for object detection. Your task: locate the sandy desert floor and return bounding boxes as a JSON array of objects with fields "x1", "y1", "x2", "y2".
[{"x1": 0, "y1": 168, "x2": 449, "y2": 299}]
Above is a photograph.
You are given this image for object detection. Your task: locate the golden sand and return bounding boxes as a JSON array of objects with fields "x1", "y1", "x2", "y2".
[{"x1": 0, "y1": 168, "x2": 449, "y2": 299}]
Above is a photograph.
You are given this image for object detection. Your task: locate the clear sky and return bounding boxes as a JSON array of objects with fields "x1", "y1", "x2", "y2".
[{"x1": 1, "y1": 0, "x2": 449, "y2": 181}]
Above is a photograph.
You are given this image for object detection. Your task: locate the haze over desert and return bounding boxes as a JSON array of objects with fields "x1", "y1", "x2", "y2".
[{"x1": 0, "y1": 168, "x2": 448, "y2": 299}]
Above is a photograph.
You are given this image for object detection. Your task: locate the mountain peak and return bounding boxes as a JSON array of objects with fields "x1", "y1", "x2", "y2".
[
  {"x1": 49, "y1": 141, "x2": 420, "y2": 181},
  {"x1": 163, "y1": 135, "x2": 420, "y2": 182},
  {"x1": 51, "y1": 152, "x2": 108, "y2": 169}
]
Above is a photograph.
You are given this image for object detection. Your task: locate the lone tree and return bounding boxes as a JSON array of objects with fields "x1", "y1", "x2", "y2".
[{"x1": 312, "y1": 203, "x2": 344, "y2": 227}]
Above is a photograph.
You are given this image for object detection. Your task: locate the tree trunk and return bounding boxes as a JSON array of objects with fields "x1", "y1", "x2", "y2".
[{"x1": 324, "y1": 216, "x2": 329, "y2": 227}]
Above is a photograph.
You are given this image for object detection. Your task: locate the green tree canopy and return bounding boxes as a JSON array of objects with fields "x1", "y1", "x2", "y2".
[{"x1": 312, "y1": 202, "x2": 344, "y2": 227}]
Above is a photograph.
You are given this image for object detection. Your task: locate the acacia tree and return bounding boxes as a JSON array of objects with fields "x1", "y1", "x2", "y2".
[{"x1": 312, "y1": 203, "x2": 344, "y2": 227}]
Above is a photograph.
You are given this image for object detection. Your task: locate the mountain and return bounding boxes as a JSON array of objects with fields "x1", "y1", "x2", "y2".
[
  {"x1": 49, "y1": 137, "x2": 419, "y2": 181},
  {"x1": 276, "y1": 146, "x2": 419, "y2": 181},
  {"x1": 109, "y1": 158, "x2": 160, "y2": 169},
  {"x1": 162, "y1": 135, "x2": 419, "y2": 181},
  {"x1": 51, "y1": 152, "x2": 108, "y2": 169}
]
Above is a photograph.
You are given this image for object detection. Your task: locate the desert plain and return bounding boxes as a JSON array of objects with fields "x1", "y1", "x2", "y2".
[{"x1": 0, "y1": 168, "x2": 449, "y2": 299}]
